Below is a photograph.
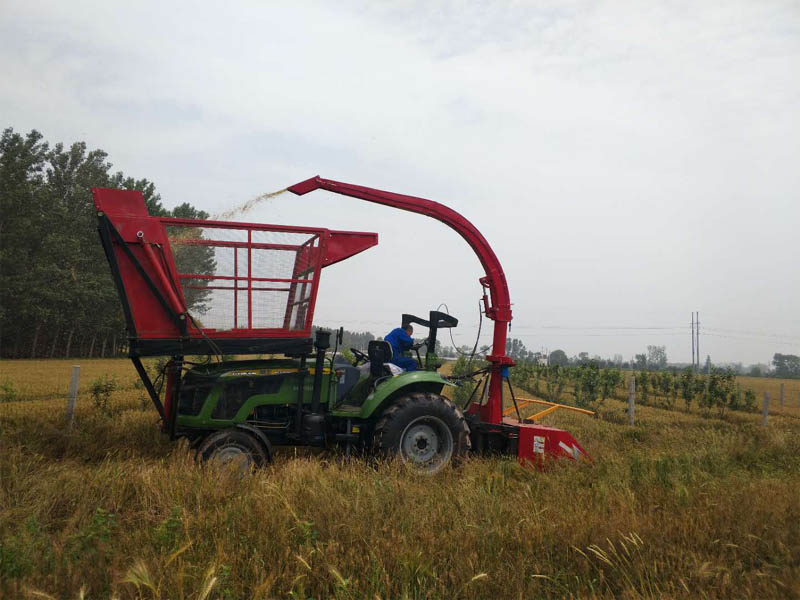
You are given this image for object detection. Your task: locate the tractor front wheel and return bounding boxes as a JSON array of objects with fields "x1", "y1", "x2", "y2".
[
  {"x1": 196, "y1": 429, "x2": 270, "y2": 472},
  {"x1": 373, "y1": 393, "x2": 470, "y2": 474}
]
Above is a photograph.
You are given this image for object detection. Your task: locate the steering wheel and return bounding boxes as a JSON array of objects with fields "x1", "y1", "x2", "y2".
[
  {"x1": 412, "y1": 338, "x2": 428, "y2": 351},
  {"x1": 350, "y1": 347, "x2": 369, "y2": 365}
]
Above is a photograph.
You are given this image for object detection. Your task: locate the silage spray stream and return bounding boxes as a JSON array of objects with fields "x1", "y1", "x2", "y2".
[
  {"x1": 212, "y1": 188, "x2": 289, "y2": 220},
  {"x1": 166, "y1": 188, "x2": 289, "y2": 246}
]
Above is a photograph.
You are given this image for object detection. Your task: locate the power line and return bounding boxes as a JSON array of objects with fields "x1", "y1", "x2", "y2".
[
  {"x1": 703, "y1": 327, "x2": 800, "y2": 341},
  {"x1": 534, "y1": 325, "x2": 686, "y2": 330},
  {"x1": 317, "y1": 316, "x2": 800, "y2": 345},
  {"x1": 704, "y1": 333, "x2": 800, "y2": 347},
  {"x1": 517, "y1": 332, "x2": 688, "y2": 337}
]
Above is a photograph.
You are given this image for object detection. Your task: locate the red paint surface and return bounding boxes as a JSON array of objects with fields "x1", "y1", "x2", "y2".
[
  {"x1": 93, "y1": 187, "x2": 377, "y2": 340},
  {"x1": 509, "y1": 418, "x2": 590, "y2": 467}
]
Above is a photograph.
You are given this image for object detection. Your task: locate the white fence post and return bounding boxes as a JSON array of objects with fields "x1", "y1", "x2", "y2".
[
  {"x1": 761, "y1": 391, "x2": 769, "y2": 427},
  {"x1": 67, "y1": 365, "x2": 80, "y2": 426},
  {"x1": 628, "y1": 374, "x2": 636, "y2": 426}
]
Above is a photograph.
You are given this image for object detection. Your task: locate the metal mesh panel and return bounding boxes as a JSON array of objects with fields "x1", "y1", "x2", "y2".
[{"x1": 165, "y1": 225, "x2": 321, "y2": 333}]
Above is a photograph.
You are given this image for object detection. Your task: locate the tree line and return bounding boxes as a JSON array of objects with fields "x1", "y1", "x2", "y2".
[
  {"x1": 519, "y1": 337, "x2": 797, "y2": 380},
  {"x1": 0, "y1": 128, "x2": 209, "y2": 359}
]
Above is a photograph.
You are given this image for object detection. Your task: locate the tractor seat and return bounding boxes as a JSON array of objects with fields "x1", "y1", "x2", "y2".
[
  {"x1": 368, "y1": 340, "x2": 397, "y2": 377},
  {"x1": 357, "y1": 362, "x2": 403, "y2": 376}
]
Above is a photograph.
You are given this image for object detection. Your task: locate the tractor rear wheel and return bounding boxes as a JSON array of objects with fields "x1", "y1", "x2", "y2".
[
  {"x1": 196, "y1": 429, "x2": 270, "y2": 472},
  {"x1": 373, "y1": 392, "x2": 470, "y2": 474}
]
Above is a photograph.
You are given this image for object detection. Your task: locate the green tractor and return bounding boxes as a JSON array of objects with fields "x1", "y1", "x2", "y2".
[{"x1": 174, "y1": 312, "x2": 469, "y2": 473}]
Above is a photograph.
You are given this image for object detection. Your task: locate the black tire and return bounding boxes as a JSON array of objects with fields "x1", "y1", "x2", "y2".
[
  {"x1": 373, "y1": 392, "x2": 470, "y2": 474},
  {"x1": 196, "y1": 429, "x2": 270, "y2": 472}
]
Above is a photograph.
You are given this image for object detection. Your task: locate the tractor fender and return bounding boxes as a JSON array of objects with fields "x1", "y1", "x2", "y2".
[
  {"x1": 358, "y1": 371, "x2": 456, "y2": 419},
  {"x1": 233, "y1": 424, "x2": 273, "y2": 461}
]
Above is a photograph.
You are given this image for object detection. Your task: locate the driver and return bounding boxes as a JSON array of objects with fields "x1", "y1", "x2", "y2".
[{"x1": 384, "y1": 324, "x2": 419, "y2": 372}]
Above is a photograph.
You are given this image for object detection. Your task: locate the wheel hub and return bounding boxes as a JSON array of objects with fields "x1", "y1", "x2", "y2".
[
  {"x1": 404, "y1": 423, "x2": 439, "y2": 462},
  {"x1": 400, "y1": 416, "x2": 454, "y2": 473},
  {"x1": 211, "y1": 446, "x2": 252, "y2": 473}
]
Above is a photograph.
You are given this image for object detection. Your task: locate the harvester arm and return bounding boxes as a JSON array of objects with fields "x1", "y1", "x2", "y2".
[{"x1": 288, "y1": 176, "x2": 512, "y2": 424}]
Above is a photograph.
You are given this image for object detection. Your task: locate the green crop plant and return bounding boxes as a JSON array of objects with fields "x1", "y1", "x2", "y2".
[
  {"x1": 599, "y1": 368, "x2": 621, "y2": 404},
  {"x1": 638, "y1": 371, "x2": 650, "y2": 405},
  {"x1": 543, "y1": 364, "x2": 568, "y2": 404},
  {"x1": 1, "y1": 379, "x2": 17, "y2": 402},
  {"x1": 657, "y1": 372, "x2": 673, "y2": 409},
  {"x1": 574, "y1": 363, "x2": 601, "y2": 409},
  {"x1": 90, "y1": 375, "x2": 118, "y2": 417},
  {"x1": 743, "y1": 388, "x2": 757, "y2": 411},
  {"x1": 680, "y1": 368, "x2": 695, "y2": 411}
]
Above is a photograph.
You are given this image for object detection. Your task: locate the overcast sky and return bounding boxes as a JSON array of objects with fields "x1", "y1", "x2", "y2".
[{"x1": 2, "y1": 0, "x2": 798, "y2": 365}]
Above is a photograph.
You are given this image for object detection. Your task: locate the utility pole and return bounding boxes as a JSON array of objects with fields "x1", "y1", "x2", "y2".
[{"x1": 691, "y1": 312, "x2": 695, "y2": 371}]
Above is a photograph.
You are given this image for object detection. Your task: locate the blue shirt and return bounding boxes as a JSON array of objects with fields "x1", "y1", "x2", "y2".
[{"x1": 385, "y1": 327, "x2": 413, "y2": 360}]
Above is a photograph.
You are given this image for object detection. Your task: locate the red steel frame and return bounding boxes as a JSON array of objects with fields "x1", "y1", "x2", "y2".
[
  {"x1": 92, "y1": 188, "x2": 377, "y2": 344},
  {"x1": 288, "y1": 176, "x2": 589, "y2": 466},
  {"x1": 160, "y1": 216, "x2": 326, "y2": 337},
  {"x1": 166, "y1": 226, "x2": 321, "y2": 334},
  {"x1": 287, "y1": 176, "x2": 513, "y2": 424}
]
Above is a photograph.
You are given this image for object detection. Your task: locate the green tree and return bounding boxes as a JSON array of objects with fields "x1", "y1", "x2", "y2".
[
  {"x1": 166, "y1": 203, "x2": 215, "y2": 315},
  {"x1": 647, "y1": 345, "x2": 667, "y2": 370},
  {"x1": 543, "y1": 365, "x2": 568, "y2": 403},
  {"x1": 743, "y1": 389, "x2": 756, "y2": 411},
  {"x1": 600, "y1": 368, "x2": 621, "y2": 403},
  {"x1": 0, "y1": 128, "x2": 50, "y2": 356},
  {"x1": 705, "y1": 369, "x2": 735, "y2": 416},
  {"x1": 772, "y1": 353, "x2": 800, "y2": 378},
  {"x1": 638, "y1": 371, "x2": 650, "y2": 405},
  {"x1": 548, "y1": 349, "x2": 568, "y2": 367},
  {"x1": 451, "y1": 354, "x2": 488, "y2": 407},
  {"x1": 0, "y1": 128, "x2": 214, "y2": 358},
  {"x1": 679, "y1": 368, "x2": 695, "y2": 411},
  {"x1": 694, "y1": 374, "x2": 708, "y2": 411},
  {"x1": 574, "y1": 363, "x2": 601, "y2": 409},
  {"x1": 506, "y1": 338, "x2": 530, "y2": 362}
]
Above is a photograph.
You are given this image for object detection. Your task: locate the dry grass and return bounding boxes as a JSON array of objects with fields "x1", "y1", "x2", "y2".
[
  {"x1": 2, "y1": 359, "x2": 800, "y2": 599},
  {"x1": 0, "y1": 358, "x2": 142, "y2": 401},
  {"x1": 734, "y1": 376, "x2": 800, "y2": 418}
]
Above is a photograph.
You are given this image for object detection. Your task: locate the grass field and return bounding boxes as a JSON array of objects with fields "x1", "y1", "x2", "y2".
[{"x1": 2, "y1": 358, "x2": 800, "y2": 599}]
